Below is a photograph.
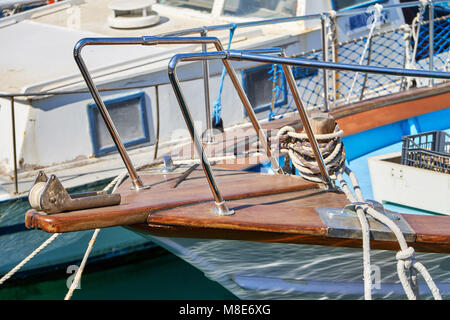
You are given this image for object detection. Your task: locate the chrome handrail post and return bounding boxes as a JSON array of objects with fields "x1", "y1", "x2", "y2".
[
  {"x1": 219, "y1": 53, "x2": 284, "y2": 174},
  {"x1": 321, "y1": 13, "x2": 330, "y2": 112},
  {"x1": 10, "y1": 96, "x2": 18, "y2": 194},
  {"x1": 200, "y1": 27, "x2": 215, "y2": 144},
  {"x1": 428, "y1": 0, "x2": 434, "y2": 87},
  {"x1": 73, "y1": 39, "x2": 147, "y2": 190},
  {"x1": 166, "y1": 48, "x2": 284, "y2": 215},
  {"x1": 168, "y1": 53, "x2": 234, "y2": 216},
  {"x1": 72, "y1": 36, "x2": 227, "y2": 191},
  {"x1": 281, "y1": 63, "x2": 334, "y2": 189}
]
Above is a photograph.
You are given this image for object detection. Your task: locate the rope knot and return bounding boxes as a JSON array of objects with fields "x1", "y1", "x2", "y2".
[{"x1": 396, "y1": 247, "x2": 416, "y2": 268}]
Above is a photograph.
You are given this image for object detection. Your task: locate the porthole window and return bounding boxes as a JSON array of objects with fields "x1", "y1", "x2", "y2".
[{"x1": 87, "y1": 92, "x2": 151, "y2": 156}]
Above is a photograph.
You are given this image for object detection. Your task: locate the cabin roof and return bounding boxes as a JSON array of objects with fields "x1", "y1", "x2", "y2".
[
  {"x1": 0, "y1": 0, "x2": 307, "y2": 94},
  {"x1": 0, "y1": 19, "x2": 169, "y2": 93}
]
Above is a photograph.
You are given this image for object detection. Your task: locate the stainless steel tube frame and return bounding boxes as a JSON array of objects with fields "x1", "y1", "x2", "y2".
[
  {"x1": 168, "y1": 50, "x2": 450, "y2": 209},
  {"x1": 73, "y1": 36, "x2": 227, "y2": 190},
  {"x1": 73, "y1": 37, "x2": 283, "y2": 191},
  {"x1": 321, "y1": 13, "x2": 330, "y2": 112},
  {"x1": 168, "y1": 48, "x2": 285, "y2": 215},
  {"x1": 200, "y1": 28, "x2": 215, "y2": 144}
]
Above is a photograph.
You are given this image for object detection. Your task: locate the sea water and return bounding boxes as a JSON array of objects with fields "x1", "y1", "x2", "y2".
[{"x1": 0, "y1": 184, "x2": 236, "y2": 300}]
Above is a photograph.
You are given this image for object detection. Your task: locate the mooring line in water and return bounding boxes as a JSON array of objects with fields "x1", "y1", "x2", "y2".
[
  {"x1": 0, "y1": 232, "x2": 61, "y2": 286},
  {"x1": 64, "y1": 228, "x2": 100, "y2": 300},
  {"x1": 64, "y1": 170, "x2": 129, "y2": 300}
]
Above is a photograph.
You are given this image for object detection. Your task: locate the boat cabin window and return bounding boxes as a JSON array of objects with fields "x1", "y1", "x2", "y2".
[
  {"x1": 159, "y1": 0, "x2": 214, "y2": 13},
  {"x1": 242, "y1": 64, "x2": 287, "y2": 114},
  {"x1": 87, "y1": 92, "x2": 151, "y2": 156},
  {"x1": 331, "y1": 0, "x2": 387, "y2": 11},
  {"x1": 223, "y1": 0, "x2": 297, "y2": 18}
]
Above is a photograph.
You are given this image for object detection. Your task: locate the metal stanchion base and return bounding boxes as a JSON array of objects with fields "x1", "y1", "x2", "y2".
[
  {"x1": 130, "y1": 184, "x2": 152, "y2": 191},
  {"x1": 213, "y1": 201, "x2": 235, "y2": 216}
]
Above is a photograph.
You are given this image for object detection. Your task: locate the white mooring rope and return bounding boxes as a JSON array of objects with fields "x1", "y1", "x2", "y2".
[
  {"x1": 0, "y1": 233, "x2": 61, "y2": 286},
  {"x1": 278, "y1": 124, "x2": 442, "y2": 300},
  {"x1": 0, "y1": 170, "x2": 128, "y2": 291},
  {"x1": 64, "y1": 170, "x2": 128, "y2": 300}
]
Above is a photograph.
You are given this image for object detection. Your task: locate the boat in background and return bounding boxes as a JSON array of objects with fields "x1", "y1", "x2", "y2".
[
  {"x1": 369, "y1": 130, "x2": 449, "y2": 216},
  {"x1": 2, "y1": 0, "x2": 344, "y2": 281},
  {"x1": 0, "y1": 0, "x2": 48, "y2": 18}
]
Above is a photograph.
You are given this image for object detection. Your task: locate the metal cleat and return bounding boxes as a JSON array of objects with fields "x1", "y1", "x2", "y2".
[
  {"x1": 161, "y1": 155, "x2": 175, "y2": 173},
  {"x1": 28, "y1": 171, "x2": 121, "y2": 214}
]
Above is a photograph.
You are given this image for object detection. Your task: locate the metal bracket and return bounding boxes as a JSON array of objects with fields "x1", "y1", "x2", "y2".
[
  {"x1": 316, "y1": 202, "x2": 416, "y2": 242},
  {"x1": 28, "y1": 171, "x2": 121, "y2": 214},
  {"x1": 341, "y1": 200, "x2": 400, "y2": 220}
]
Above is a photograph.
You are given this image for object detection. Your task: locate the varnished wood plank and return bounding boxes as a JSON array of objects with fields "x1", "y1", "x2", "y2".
[
  {"x1": 26, "y1": 170, "x2": 319, "y2": 233},
  {"x1": 403, "y1": 214, "x2": 450, "y2": 244},
  {"x1": 332, "y1": 83, "x2": 450, "y2": 136},
  {"x1": 24, "y1": 85, "x2": 450, "y2": 254},
  {"x1": 147, "y1": 189, "x2": 347, "y2": 235}
]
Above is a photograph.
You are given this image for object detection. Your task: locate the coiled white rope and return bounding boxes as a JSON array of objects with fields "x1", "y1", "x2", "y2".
[
  {"x1": 346, "y1": 3, "x2": 383, "y2": 104},
  {"x1": 277, "y1": 125, "x2": 345, "y2": 183}
]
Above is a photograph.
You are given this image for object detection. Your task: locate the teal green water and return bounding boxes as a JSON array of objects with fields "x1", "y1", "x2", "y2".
[
  {"x1": 0, "y1": 252, "x2": 237, "y2": 300},
  {"x1": 0, "y1": 179, "x2": 237, "y2": 300}
]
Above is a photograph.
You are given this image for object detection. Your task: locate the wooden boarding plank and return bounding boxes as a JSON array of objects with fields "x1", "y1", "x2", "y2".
[
  {"x1": 135, "y1": 192, "x2": 450, "y2": 253},
  {"x1": 26, "y1": 170, "x2": 318, "y2": 233},
  {"x1": 402, "y1": 214, "x2": 450, "y2": 244},
  {"x1": 24, "y1": 85, "x2": 450, "y2": 254},
  {"x1": 147, "y1": 188, "x2": 346, "y2": 235},
  {"x1": 224, "y1": 82, "x2": 450, "y2": 139},
  {"x1": 330, "y1": 83, "x2": 450, "y2": 136}
]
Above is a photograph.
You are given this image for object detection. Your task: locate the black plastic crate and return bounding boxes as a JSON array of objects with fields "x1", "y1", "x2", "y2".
[{"x1": 401, "y1": 130, "x2": 450, "y2": 174}]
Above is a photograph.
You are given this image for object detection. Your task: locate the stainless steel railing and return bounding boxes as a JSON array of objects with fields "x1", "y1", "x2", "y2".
[
  {"x1": 3, "y1": 0, "x2": 450, "y2": 194},
  {"x1": 159, "y1": 0, "x2": 450, "y2": 111},
  {"x1": 73, "y1": 36, "x2": 287, "y2": 192},
  {"x1": 167, "y1": 49, "x2": 450, "y2": 215}
]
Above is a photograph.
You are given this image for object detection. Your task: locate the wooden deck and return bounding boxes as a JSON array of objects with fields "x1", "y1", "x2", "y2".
[
  {"x1": 25, "y1": 82, "x2": 450, "y2": 254},
  {"x1": 26, "y1": 163, "x2": 450, "y2": 254}
]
